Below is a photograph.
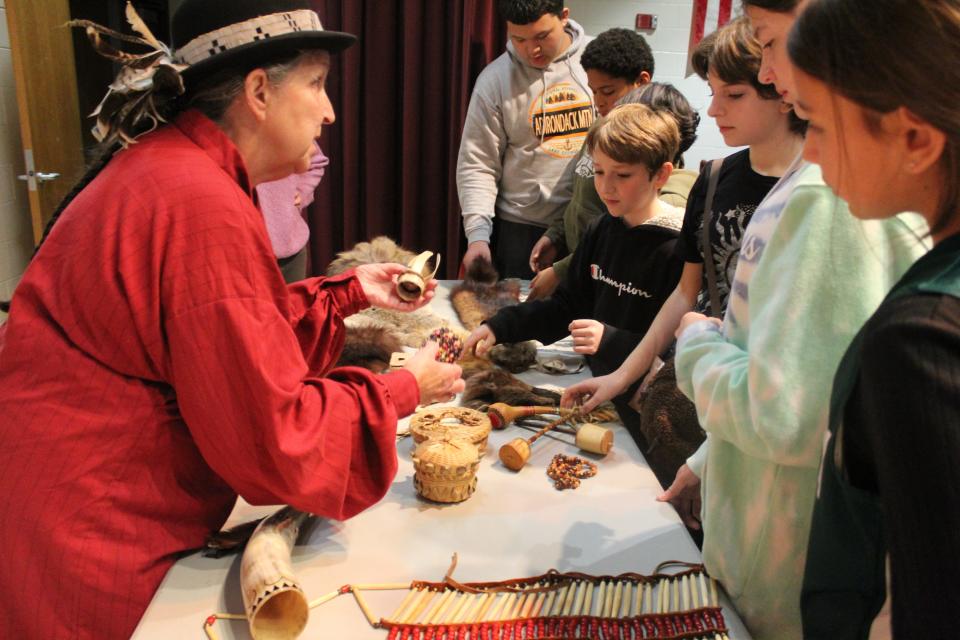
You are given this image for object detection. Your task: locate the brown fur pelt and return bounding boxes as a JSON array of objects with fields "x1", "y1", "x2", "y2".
[
  {"x1": 325, "y1": 235, "x2": 418, "y2": 276},
  {"x1": 452, "y1": 257, "x2": 538, "y2": 373},
  {"x1": 335, "y1": 325, "x2": 403, "y2": 373},
  {"x1": 450, "y1": 257, "x2": 522, "y2": 331},
  {"x1": 638, "y1": 358, "x2": 706, "y2": 488},
  {"x1": 459, "y1": 354, "x2": 561, "y2": 410}
]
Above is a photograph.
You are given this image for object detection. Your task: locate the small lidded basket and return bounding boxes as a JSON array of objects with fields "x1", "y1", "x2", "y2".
[
  {"x1": 413, "y1": 437, "x2": 480, "y2": 503},
  {"x1": 409, "y1": 407, "x2": 492, "y2": 456}
]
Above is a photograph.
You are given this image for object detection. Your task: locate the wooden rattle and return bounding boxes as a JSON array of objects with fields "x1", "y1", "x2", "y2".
[
  {"x1": 486, "y1": 402, "x2": 568, "y2": 429},
  {"x1": 397, "y1": 251, "x2": 441, "y2": 301},
  {"x1": 499, "y1": 417, "x2": 614, "y2": 471},
  {"x1": 499, "y1": 413, "x2": 573, "y2": 471}
]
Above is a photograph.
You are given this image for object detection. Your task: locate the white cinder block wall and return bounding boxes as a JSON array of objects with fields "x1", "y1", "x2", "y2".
[
  {"x1": 567, "y1": 0, "x2": 742, "y2": 169},
  {"x1": 0, "y1": 0, "x2": 32, "y2": 322}
]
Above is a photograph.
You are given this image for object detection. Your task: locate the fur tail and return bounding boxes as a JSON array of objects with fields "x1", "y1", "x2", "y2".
[{"x1": 463, "y1": 255, "x2": 499, "y2": 284}]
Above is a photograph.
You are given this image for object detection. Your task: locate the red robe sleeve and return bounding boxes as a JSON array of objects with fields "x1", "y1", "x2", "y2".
[
  {"x1": 153, "y1": 153, "x2": 419, "y2": 519},
  {"x1": 286, "y1": 270, "x2": 370, "y2": 374},
  {"x1": 166, "y1": 294, "x2": 418, "y2": 518}
]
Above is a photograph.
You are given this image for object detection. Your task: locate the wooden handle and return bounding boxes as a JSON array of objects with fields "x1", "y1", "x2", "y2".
[{"x1": 486, "y1": 403, "x2": 561, "y2": 429}]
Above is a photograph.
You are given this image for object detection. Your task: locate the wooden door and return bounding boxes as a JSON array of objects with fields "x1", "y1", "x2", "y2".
[{"x1": 6, "y1": 0, "x2": 86, "y2": 244}]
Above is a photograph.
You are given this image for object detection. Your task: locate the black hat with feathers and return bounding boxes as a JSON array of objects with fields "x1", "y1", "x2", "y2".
[{"x1": 171, "y1": 0, "x2": 356, "y2": 83}]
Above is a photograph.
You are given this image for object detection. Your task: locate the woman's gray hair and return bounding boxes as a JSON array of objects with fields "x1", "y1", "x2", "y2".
[{"x1": 182, "y1": 52, "x2": 309, "y2": 123}]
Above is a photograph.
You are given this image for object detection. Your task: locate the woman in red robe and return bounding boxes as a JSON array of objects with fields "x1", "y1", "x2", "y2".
[{"x1": 0, "y1": 1, "x2": 463, "y2": 637}]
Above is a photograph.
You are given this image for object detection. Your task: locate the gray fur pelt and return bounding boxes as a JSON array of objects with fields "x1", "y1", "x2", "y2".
[
  {"x1": 326, "y1": 235, "x2": 417, "y2": 275},
  {"x1": 344, "y1": 308, "x2": 447, "y2": 350},
  {"x1": 325, "y1": 236, "x2": 446, "y2": 362}
]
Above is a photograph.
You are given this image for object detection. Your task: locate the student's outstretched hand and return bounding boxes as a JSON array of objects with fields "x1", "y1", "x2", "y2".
[
  {"x1": 354, "y1": 263, "x2": 437, "y2": 311},
  {"x1": 569, "y1": 319, "x2": 604, "y2": 354},
  {"x1": 527, "y1": 266, "x2": 559, "y2": 301},
  {"x1": 528, "y1": 235, "x2": 557, "y2": 273},
  {"x1": 404, "y1": 342, "x2": 465, "y2": 405},
  {"x1": 464, "y1": 324, "x2": 498, "y2": 357},
  {"x1": 657, "y1": 464, "x2": 702, "y2": 530},
  {"x1": 561, "y1": 372, "x2": 627, "y2": 413}
]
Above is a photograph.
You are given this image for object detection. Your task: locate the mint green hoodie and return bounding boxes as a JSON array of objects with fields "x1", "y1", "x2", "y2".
[{"x1": 675, "y1": 159, "x2": 926, "y2": 639}]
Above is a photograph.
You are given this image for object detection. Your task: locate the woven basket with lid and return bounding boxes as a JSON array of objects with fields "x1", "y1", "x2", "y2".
[
  {"x1": 413, "y1": 437, "x2": 480, "y2": 503},
  {"x1": 409, "y1": 407, "x2": 492, "y2": 456}
]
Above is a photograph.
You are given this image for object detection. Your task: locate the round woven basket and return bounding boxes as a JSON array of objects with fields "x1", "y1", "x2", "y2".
[
  {"x1": 409, "y1": 407, "x2": 492, "y2": 456},
  {"x1": 413, "y1": 437, "x2": 480, "y2": 503}
]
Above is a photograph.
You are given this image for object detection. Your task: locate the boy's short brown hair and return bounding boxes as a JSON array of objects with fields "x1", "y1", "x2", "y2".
[{"x1": 585, "y1": 103, "x2": 680, "y2": 176}]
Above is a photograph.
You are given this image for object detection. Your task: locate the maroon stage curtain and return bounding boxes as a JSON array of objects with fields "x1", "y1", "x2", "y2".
[{"x1": 307, "y1": 1, "x2": 505, "y2": 278}]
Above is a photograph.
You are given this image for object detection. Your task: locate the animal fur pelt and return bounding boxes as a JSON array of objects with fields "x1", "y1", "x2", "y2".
[
  {"x1": 459, "y1": 354, "x2": 561, "y2": 410},
  {"x1": 325, "y1": 236, "x2": 446, "y2": 365},
  {"x1": 449, "y1": 257, "x2": 522, "y2": 331},
  {"x1": 335, "y1": 325, "x2": 403, "y2": 373},
  {"x1": 326, "y1": 235, "x2": 418, "y2": 275},
  {"x1": 488, "y1": 342, "x2": 538, "y2": 373},
  {"x1": 345, "y1": 307, "x2": 447, "y2": 349},
  {"x1": 637, "y1": 358, "x2": 706, "y2": 489},
  {"x1": 452, "y1": 257, "x2": 538, "y2": 373}
]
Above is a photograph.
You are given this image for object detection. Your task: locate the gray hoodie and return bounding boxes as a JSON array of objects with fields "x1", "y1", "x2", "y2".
[{"x1": 457, "y1": 19, "x2": 593, "y2": 244}]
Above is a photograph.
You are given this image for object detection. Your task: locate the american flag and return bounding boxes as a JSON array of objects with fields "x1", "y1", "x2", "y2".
[{"x1": 686, "y1": 0, "x2": 735, "y2": 76}]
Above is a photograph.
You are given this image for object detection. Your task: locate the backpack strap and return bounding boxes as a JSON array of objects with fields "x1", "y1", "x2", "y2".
[{"x1": 699, "y1": 158, "x2": 725, "y2": 318}]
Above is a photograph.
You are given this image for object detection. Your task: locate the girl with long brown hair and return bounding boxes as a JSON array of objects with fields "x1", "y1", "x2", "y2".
[{"x1": 789, "y1": 1, "x2": 960, "y2": 636}]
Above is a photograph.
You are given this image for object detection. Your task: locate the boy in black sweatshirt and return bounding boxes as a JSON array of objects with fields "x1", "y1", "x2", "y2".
[{"x1": 465, "y1": 103, "x2": 684, "y2": 380}]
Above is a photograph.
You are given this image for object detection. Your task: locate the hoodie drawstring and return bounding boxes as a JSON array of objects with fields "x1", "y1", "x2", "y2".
[
  {"x1": 540, "y1": 70, "x2": 547, "y2": 145},
  {"x1": 567, "y1": 56, "x2": 595, "y2": 117}
]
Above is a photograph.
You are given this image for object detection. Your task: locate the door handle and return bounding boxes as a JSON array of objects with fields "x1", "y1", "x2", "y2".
[{"x1": 17, "y1": 170, "x2": 60, "y2": 182}]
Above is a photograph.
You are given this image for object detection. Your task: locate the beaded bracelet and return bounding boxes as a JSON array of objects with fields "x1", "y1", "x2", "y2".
[{"x1": 546, "y1": 454, "x2": 597, "y2": 490}]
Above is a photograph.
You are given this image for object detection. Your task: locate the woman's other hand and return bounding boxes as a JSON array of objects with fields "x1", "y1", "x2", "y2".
[
  {"x1": 657, "y1": 464, "x2": 702, "y2": 530},
  {"x1": 403, "y1": 342, "x2": 465, "y2": 404}
]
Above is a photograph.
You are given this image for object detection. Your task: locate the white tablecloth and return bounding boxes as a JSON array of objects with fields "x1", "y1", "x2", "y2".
[{"x1": 132, "y1": 282, "x2": 751, "y2": 639}]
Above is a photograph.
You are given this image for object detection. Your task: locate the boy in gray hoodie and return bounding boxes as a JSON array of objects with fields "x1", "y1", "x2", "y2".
[{"x1": 457, "y1": 0, "x2": 592, "y2": 279}]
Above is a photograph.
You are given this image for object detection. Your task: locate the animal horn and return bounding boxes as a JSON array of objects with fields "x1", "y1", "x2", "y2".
[{"x1": 240, "y1": 507, "x2": 311, "y2": 639}]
